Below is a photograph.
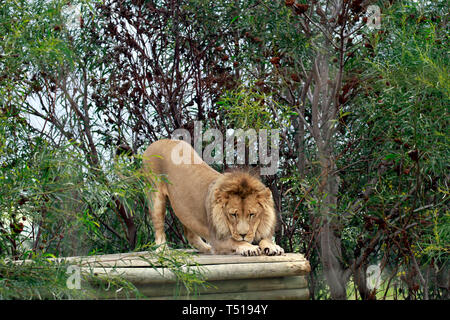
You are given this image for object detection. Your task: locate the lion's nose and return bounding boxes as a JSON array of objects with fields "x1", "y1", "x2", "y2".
[{"x1": 239, "y1": 233, "x2": 247, "y2": 239}]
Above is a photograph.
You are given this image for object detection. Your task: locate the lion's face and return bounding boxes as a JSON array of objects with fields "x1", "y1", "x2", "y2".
[
  {"x1": 210, "y1": 172, "x2": 276, "y2": 243},
  {"x1": 223, "y1": 194, "x2": 264, "y2": 243}
]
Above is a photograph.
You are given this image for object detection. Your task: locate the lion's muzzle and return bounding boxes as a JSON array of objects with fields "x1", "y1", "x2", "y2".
[{"x1": 236, "y1": 221, "x2": 249, "y2": 237}]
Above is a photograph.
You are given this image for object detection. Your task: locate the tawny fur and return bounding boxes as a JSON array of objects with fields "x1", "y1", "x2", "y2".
[{"x1": 142, "y1": 139, "x2": 284, "y2": 256}]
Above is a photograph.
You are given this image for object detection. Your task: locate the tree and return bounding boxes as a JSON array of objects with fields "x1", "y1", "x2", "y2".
[{"x1": 1, "y1": 0, "x2": 151, "y2": 254}]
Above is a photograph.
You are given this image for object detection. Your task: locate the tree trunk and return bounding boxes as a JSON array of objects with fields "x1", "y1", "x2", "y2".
[
  {"x1": 353, "y1": 264, "x2": 374, "y2": 300},
  {"x1": 296, "y1": 104, "x2": 306, "y2": 179},
  {"x1": 317, "y1": 150, "x2": 348, "y2": 300}
]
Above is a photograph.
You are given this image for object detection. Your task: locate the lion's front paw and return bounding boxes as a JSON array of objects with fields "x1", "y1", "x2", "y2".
[
  {"x1": 235, "y1": 243, "x2": 262, "y2": 256},
  {"x1": 260, "y1": 243, "x2": 284, "y2": 256}
]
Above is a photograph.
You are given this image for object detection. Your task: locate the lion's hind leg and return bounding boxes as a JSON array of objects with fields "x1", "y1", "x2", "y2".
[
  {"x1": 147, "y1": 187, "x2": 168, "y2": 251},
  {"x1": 183, "y1": 226, "x2": 212, "y2": 254}
]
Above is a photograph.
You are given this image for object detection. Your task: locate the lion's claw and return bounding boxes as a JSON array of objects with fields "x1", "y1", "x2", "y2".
[
  {"x1": 260, "y1": 243, "x2": 284, "y2": 256},
  {"x1": 236, "y1": 243, "x2": 261, "y2": 256}
]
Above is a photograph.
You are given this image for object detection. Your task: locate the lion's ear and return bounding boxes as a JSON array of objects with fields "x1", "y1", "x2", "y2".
[
  {"x1": 257, "y1": 187, "x2": 273, "y2": 206},
  {"x1": 213, "y1": 189, "x2": 229, "y2": 207},
  {"x1": 258, "y1": 187, "x2": 272, "y2": 199}
]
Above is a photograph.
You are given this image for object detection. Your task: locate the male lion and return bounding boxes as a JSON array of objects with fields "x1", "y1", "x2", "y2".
[{"x1": 142, "y1": 139, "x2": 284, "y2": 256}]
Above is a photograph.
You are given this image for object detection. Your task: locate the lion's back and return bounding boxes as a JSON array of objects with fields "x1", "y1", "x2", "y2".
[
  {"x1": 143, "y1": 139, "x2": 220, "y2": 194},
  {"x1": 143, "y1": 139, "x2": 177, "y2": 174}
]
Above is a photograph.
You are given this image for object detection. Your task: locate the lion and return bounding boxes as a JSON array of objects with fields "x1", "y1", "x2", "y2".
[{"x1": 142, "y1": 139, "x2": 284, "y2": 256}]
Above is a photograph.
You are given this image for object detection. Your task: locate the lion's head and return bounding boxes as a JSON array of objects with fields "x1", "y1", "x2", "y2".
[{"x1": 208, "y1": 172, "x2": 276, "y2": 243}]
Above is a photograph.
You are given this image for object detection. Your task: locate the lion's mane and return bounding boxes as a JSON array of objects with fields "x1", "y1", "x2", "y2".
[{"x1": 206, "y1": 171, "x2": 276, "y2": 242}]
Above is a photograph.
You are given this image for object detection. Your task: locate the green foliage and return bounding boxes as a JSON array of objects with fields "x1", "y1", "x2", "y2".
[
  {"x1": 0, "y1": 139, "x2": 156, "y2": 257},
  {"x1": 218, "y1": 85, "x2": 296, "y2": 130},
  {"x1": 1, "y1": 0, "x2": 72, "y2": 100},
  {"x1": 0, "y1": 248, "x2": 208, "y2": 300},
  {"x1": 0, "y1": 257, "x2": 95, "y2": 299},
  {"x1": 332, "y1": 0, "x2": 449, "y2": 299}
]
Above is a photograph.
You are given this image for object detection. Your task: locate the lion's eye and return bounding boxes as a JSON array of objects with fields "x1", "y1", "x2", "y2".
[
  {"x1": 249, "y1": 213, "x2": 255, "y2": 218},
  {"x1": 230, "y1": 213, "x2": 237, "y2": 218}
]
